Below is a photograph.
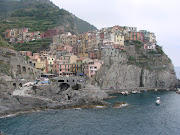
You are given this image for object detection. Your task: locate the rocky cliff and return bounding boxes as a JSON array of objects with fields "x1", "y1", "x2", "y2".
[{"x1": 95, "y1": 42, "x2": 177, "y2": 90}]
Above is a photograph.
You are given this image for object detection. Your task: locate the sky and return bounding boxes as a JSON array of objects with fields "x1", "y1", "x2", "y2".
[{"x1": 51, "y1": 0, "x2": 180, "y2": 67}]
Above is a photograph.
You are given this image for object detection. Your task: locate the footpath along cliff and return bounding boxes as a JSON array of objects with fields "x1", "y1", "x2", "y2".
[{"x1": 95, "y1": 41, "x2": 178, "y2": 91}]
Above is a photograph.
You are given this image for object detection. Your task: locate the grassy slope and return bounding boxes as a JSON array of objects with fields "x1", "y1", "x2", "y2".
[
  {"x1": 0, "y1": 0, "x2": 97, "y2": 35},
  {"x1": 0, "y1": 36, "x2": 14, "y2": 49},
  {"x1": 13, "y1": 38, "x2": 52, "y2": 52}
]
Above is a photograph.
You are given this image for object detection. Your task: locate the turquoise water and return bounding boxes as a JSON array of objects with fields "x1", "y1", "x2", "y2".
[{"x1": 1, "y1": 91, "x2": 180, "y2": 135}]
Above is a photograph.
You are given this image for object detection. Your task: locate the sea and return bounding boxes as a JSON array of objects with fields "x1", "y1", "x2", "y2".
[{"x1": 0, "y1": 68, "x2": 180, "y2": 135}]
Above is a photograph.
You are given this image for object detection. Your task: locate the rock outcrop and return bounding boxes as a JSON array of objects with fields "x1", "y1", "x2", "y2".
[
  {"x1": 0, "y1": 80, "x2": 108, "y2": 116},
  {"x1": 96, "y1": 44, "x2": 177, "y2": 91},
  {"x1": 96, "y1": 62, "x2": 177, "y2": 90}
]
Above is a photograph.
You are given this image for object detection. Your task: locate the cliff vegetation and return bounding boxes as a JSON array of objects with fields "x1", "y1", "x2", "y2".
[{"x1": 0, "y1": 0, "x2": 97, "y2": 36}]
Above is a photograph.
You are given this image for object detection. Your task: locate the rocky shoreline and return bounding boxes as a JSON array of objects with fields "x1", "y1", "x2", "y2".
[
  {"x1": 0, "y1": 72, "x2": 179, "y2": 118},
  {"x1": 0, "y1": 81, "x2": 109, "y2": 117}
]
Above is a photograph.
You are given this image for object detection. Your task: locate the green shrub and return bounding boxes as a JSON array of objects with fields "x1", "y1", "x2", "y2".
[{"x1": 128, "y1": 56, "x2": 136, "y2": 61}]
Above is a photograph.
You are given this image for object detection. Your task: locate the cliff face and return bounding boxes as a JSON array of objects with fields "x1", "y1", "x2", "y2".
[{"x1": 96, "y1": 43, "x2": 177, "y2": 90}]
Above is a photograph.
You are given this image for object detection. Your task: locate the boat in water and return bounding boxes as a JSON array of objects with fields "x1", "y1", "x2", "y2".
[
  {"x1": 176, "y1": 88, "x2": 180, "y2": 94},
  {"x1": 156, "y1": 97, "x2": 161, "y2": 105},
  {"x1": 132, "y1": 90, "x2": 138, "y2": 94},
  {"x1": 121, "y1": 91, "x2": 129, "y2": 95}
]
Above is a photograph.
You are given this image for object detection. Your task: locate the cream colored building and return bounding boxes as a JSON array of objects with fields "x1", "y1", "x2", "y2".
[
  {"x1": 114, "y1": 31, "x2": 124, "y2": 46},
  {"x1": 46, "y1": 55, "x2": 56, "y2": 73}
]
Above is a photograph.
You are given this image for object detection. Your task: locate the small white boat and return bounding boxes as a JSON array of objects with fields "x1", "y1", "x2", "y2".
[
  {"x1": 121, "y1": 91, "x2": 129, "y2": 95},
  {"x1": 132, "y1": 90, "x2": 137, "y2": 94},
  {"x1": 121, "y1": 92, "x2": 125, "y2": 95},
  {"x1": 124, "y1": 91, "x2": 129, "y2": 95},
  {"x1": 156, "y1": 97, "x2": 161, "y2": 105},
  {"x1": 154, "y1": 89, "x2": 158, "y2": 91},
  {"x1": 176, "y1": 88, "x2": 180, "y2": 94}
]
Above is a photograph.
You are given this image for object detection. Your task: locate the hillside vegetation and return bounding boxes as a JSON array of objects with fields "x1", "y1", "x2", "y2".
[
  {"x1": 13, "y1": 38, "x2": 52, "y2": 52},
  {"x1": 0, "y1": 36, "x2": 14, "y2": 49},
  {"x1": 0, "y1": 0, "x2": 97, "y2": 35}
]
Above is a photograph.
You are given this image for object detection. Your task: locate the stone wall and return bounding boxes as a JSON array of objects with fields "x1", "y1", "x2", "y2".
[
  {"x1": 0, "y1": 53, "x2": 43, "y2": 79},
  {"x1": 101, "y1": 48, "x2": 127, "y2": 66}
]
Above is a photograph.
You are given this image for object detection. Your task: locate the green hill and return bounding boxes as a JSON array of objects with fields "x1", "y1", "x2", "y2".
[
  {"x1": 0, "y1": 36, "x2": 14, "y2": 49},
  {"x1": 0, "y1": 0, "x2": 97, "y2": 36}
]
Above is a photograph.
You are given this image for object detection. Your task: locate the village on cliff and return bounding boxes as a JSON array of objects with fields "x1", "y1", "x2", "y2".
[{"x1": 3, "y1": 25, "x2": 157, "y2": 78}]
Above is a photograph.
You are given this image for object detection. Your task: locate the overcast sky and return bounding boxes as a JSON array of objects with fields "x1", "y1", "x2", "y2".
[{"x1": 51, "y1": 0, "x2": 180, "y2": 67}]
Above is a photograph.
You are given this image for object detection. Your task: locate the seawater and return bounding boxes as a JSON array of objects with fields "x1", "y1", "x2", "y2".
[{"x1": 0, "y1": 91, "x2": 180, "y2": 135}]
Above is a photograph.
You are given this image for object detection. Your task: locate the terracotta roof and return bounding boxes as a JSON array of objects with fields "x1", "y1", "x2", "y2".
[{"x1": 77, "y1": 57, "x2": 87, "y2": 61}]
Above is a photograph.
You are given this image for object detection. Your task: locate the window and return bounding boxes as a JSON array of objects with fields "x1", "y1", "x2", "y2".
[
  {"x1": 94, "y1": 66, "x2": 97, "y2": 69},
  {"x1": 60, "y1": 69, "x2": 62, "y2": 71}
]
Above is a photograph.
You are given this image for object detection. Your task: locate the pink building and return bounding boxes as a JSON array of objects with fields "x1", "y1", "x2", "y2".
[
  {"x1": 84, "y1": 59, "x2": 103, "y2": 77},
  {"x1": 53, "y1": 59, "x2": 72, "y2": 76},
  {"x1": 20, "y1": 51, "x2": 32, "y2": 57},
  {"x1": 63, "y1": 44, "x2": 73, "y2": 53},
  {"x1": 32, "y1": 53, "x2": 40, "y2": 59}
]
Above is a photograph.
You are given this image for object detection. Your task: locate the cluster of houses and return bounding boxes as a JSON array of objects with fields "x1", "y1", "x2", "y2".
[
  {"x1": 18, "y1": 25, "x2": 157, "y2": 77},
  {"x1": 4, "y1": 28, "x2": 41, "y2": 44},
  {"x1": 20, "y1": 50, "x2": 103, "y2": 77},
  {"x1": 4, "y1": 26, "x2": 65, "y2": 44}
]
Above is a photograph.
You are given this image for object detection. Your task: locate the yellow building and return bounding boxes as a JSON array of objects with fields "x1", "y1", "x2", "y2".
[
  {"x1": 35, "y1": 57, "x2": 46, "y2": 72},
  {"x1": 60, "y1": 55, "x2": 78, "y2": 64},
  {"x1": 67, "y1": 35, "x2": 77, "y2": 46},
  {"x1": 46, "y1": 55, "x2": 56, "y2": 73},
  {"x1": 114, "y1": 31, "x2": 124, "y2": 46},
  {"x1": 78, "y1": 34, "x2": 89, "y2": 57},
  {"x1": 70, "y1": 63, "x2": 78, "y2": 73},
  {"x1": 76, "y1": 57, "x2": 89, "y2": 73}
]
